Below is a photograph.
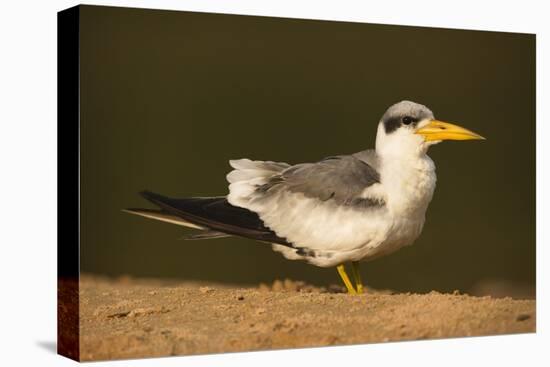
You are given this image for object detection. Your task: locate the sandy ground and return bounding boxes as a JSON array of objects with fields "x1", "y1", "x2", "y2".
[{"x1": 78, "y1": 274, "x2": 535, "y2": 361}]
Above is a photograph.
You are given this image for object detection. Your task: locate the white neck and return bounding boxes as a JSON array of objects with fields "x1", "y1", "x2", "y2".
[{"x1": 374, "y1": 123, "x2": 437, "y2": 216}]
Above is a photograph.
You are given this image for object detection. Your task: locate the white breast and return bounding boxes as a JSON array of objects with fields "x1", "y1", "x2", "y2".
[
  {"x1": 381, "y1": 154, "x2": 437, "y2": 218},
  {"x1": 357, "y1": 154, "x2": 437, "y2": 259}
]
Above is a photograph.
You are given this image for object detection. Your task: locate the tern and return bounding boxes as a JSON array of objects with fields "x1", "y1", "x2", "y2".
[{"x1": 125, "y1": 101, "x2": 484, "y2": 294}]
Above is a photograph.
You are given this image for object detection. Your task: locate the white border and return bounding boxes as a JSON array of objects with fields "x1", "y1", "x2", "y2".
[{"x1": 0, "y1": 1, "x2": 547, "y2": 366}]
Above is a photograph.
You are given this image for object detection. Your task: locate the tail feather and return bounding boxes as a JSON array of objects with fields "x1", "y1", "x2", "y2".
[
  {"x1": 124, "y1": 190, "x2": 292, "y2": 247},
  {"x1": 122, "y1": 208, "x2": 203, "y2": 229},
  {"x1": 183, "y1": 230, "x2": 230, "y2": 240}
]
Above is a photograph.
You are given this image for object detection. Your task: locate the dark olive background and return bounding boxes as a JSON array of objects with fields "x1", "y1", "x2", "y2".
[{"x1": 79, "y1": 5, "x2": 535, "y2": 294}]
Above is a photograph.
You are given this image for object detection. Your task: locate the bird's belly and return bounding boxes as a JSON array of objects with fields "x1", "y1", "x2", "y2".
[
  {"x1": 271, "y1": 207, "x2": 426, "y2": 267},
  {"x1": 268, "y1": 195, "x2": 425, "y2": 266},
  {"x1": 355, "y1": 215, "x2": 425, "y2": 261},
  {"x1": 264, "y1": 195, "x2": 389, "y2": 249}
]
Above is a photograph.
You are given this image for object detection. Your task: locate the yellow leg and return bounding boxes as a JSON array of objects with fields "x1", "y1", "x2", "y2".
[
  {"x1": 337, "y1": 264, "x2": 357, "y2": 295},
  {"x1": 351, "y1": 261, "x2": 364, "y2": 294}
]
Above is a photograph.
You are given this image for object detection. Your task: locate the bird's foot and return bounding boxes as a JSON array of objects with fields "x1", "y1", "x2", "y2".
[{"x1": 336, "y1": 264, "x2": 357, "y2": 295}]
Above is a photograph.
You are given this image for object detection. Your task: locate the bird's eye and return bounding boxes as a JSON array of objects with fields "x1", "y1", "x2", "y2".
[{"x1": 402, "y1": 116, "x2": 414, "y2": 125}]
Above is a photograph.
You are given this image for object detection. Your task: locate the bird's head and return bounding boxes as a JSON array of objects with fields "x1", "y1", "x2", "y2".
[{"x1": 375, "y1": 100, "x2": 485, "y2": 158}]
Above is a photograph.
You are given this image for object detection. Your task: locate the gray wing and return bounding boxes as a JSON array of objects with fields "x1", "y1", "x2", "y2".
[
  {"x1": 256, "y1": 152, "x2": 382, "y2": 207},
  {"x1": 225, "y1": 151, "x2": 385, "y2": 253}
]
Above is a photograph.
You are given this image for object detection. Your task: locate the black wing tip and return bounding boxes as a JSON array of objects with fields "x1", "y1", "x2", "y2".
[
  {"x1": 139, "y1": 190, "x2": 176, "y2": 207},
  {"x1": 125, "y1": 190, "x2": 169, "y2": 214},
  {"x1": 139, "y1": 189, "x2": 163, "y2": 200},
  {"x1": 130, "y1": 191, "x2": 293, "y2": 248}
]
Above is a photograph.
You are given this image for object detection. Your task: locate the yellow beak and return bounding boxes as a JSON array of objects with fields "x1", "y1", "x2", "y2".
[{"x1": 415, "y1": 120, "x2": 485, "y2": 141}]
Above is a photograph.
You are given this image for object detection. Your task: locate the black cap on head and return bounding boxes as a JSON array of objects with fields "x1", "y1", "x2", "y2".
[{"x1": 381, "y1": 101, "x2": 435, "y2": 134}]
